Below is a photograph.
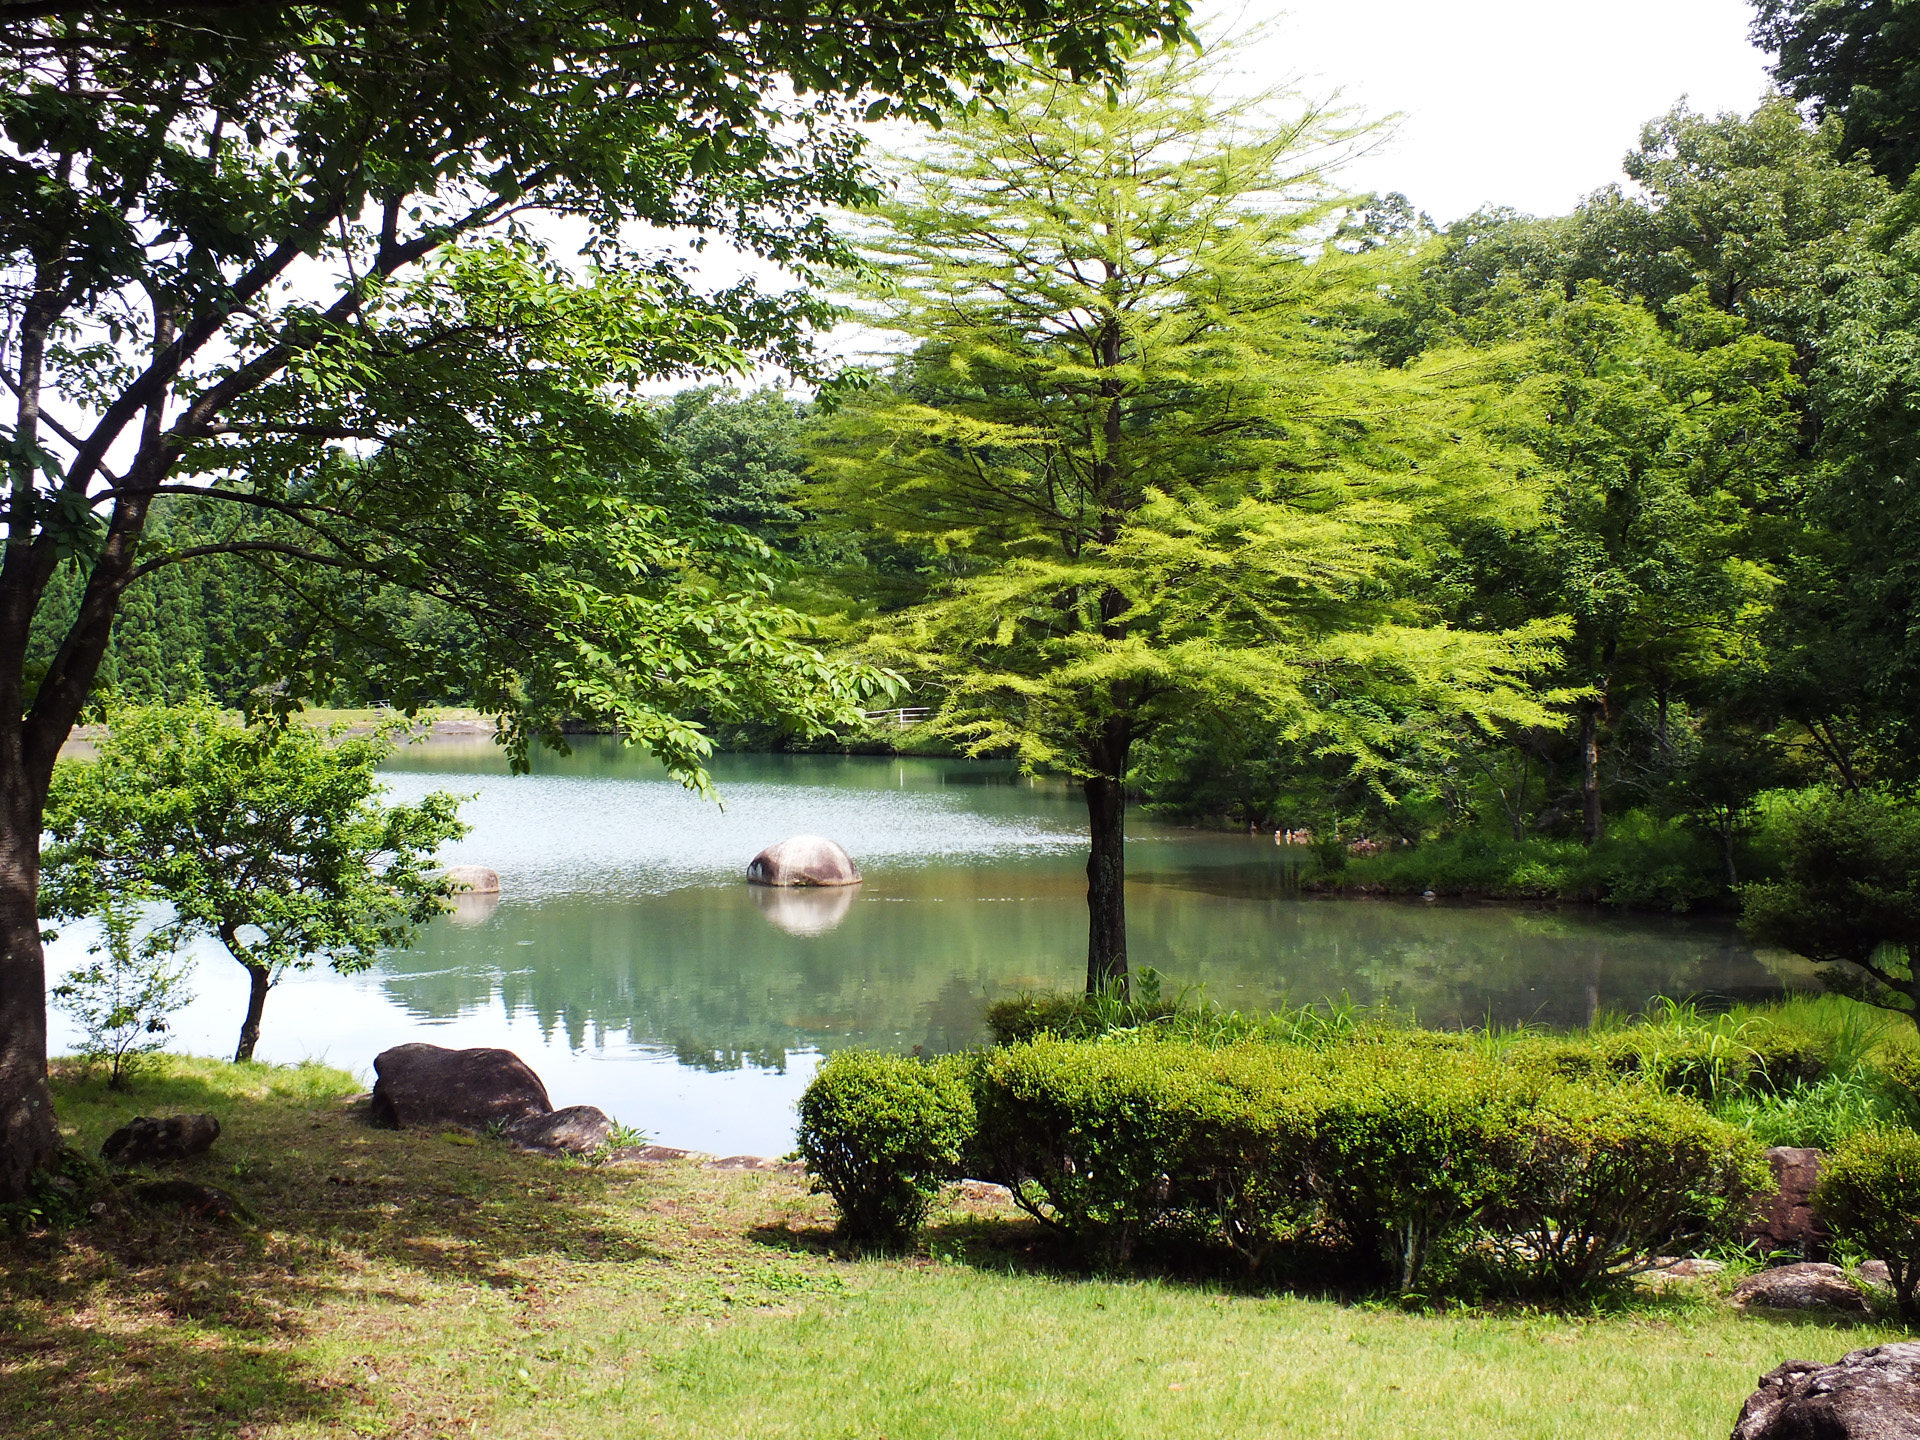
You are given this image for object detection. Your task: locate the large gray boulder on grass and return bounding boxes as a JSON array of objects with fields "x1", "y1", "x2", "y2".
[
  {"x1": 369, "y1": 1043, "x2": 552, "y2": 1131},
  {"x1": 1731, "y1": 1342, "x2": 1920, "y2": 1439},
  {"x1": 746, "y1": 835, "x2": 862, "y2": 887},
  {"x1": 101, "y1": 1113, "x2": 220, "y2": 1167}
]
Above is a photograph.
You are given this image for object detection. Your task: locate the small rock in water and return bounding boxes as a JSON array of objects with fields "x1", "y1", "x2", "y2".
[
  {"x1": 1730, "y1": 1341, "x2": 1920, "y2": 1439},
  {"x1": 746, "y1": 835, "x2": 862, "y2": 887},
  {"x1": 101, "y1": 1114, "x2": 220, "y2": 1167},
  {"x1": 443, "y1": 864, "x2": 501, "y2": 894}
]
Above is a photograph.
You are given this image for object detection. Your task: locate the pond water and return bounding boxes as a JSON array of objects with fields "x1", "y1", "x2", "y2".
[{"x1": 46, "y1": 740, "x2": 1801, "y2": 1155}]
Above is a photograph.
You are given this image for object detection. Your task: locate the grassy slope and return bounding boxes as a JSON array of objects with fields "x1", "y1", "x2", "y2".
[{"x1": 1, "y1": 1057, "x2": 1910, "y2": 1440}]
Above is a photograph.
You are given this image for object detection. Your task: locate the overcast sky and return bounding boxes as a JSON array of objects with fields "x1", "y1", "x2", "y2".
[{"x1": 1227, "y1": 0, "x2": 1777, "y2": 221}]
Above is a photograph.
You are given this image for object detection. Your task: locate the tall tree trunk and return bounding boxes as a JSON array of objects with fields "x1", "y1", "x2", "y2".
[
  {"x1": 1083, "y1": 711, "x2": 1131, "y2": 996},
  {"x1": 234, "y1": 964, "x2": 271, "y2": 1063},
  {"x1": 1084, "y1": 773, "x2": 1127, "y2": 995},
  {"x1": 1580, "y1": 703, "x2": 1603, "y2": 845},
  {"x1": 0, "y1": 758, "x2": 57, "y2": 1200}
]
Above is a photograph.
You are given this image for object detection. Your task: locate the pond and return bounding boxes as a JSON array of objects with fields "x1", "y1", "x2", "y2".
[{"x1": 47, "y1": 739, "x2": 1802, "y2": 1155}]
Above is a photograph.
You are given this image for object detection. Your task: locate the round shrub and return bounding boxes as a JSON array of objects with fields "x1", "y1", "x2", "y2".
[
  {"x1": 974, "y1": 1037, "x2": 1322, "y2": 1267},
  {"x1": 1496, "y1": 1084, "x2": 1766, "y2": 1298},
  {"x1": 1814, "y1": 1127, "x2": 1920, "y2": 1318},
  {"x1": 795, "y1": 1049, "x2": 976, "y2": 1249},
  {"x1": 1310, "y1": 1046, "x2": 1529, "y2": 1293}
]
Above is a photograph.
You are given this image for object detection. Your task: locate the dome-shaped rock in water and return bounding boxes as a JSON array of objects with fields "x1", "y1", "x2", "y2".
[
  {"x1": 751, "y1": 881, "x2": 858, "y2": 936},
  {"x1": 746, "y1": 835, "x2": 861, "y2": 888},
  {"x1": 444, "y1": 865, "x2": 501, "y2": 894}
]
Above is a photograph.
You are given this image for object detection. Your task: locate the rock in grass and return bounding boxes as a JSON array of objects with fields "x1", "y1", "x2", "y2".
[
  {"x1": 100, "y1": 1113, "x2": 220, "y2": 1167},
  {"x1": 1733, "y1": 1262, "x2": 1871, "y2": 1317},
  {"x1": 131, "y1": 1179, "x2": 249, "y2": 1223},
  {"x1": 746, "y1": 835, "x2": 862, "y2": 887},
  {"x1": 1730, "y1": 1342, "x2": 1920, "y2": 1439},
  {"x1": 1745, "y1": 1146, "x2": 1827, "y2": 1255},
  {"x1": 369, "y1": 1043, "x2": 551, "y2": 1131},
  {"x1": 504, "y1": 1105, "x2": 614, "y2": 1155}
]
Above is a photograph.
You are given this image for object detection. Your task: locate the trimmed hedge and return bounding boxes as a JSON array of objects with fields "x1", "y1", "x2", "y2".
[
  {"x1": 798, "y1": 1033, "x2": 1767, "y2": 1298},
  {"x1": 1311, "y1": 1047, "x2": 1527, "y2": 1291},
  {"x1": 1814, "y1": 1127, "x2": 1920, "y2": 1318},
  {"x1": 795, "y1": 1049, "x2": 975, "y2": 1248},
  {"x1": 1496, "y1": 1085, "x2": 1768, "y2": 1296},
  {"x1": 973, "y1": 1037, "x2": 1321, "y2": 1268}
]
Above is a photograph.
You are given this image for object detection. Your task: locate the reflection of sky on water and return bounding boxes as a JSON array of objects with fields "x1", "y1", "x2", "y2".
[
  {"x1": 377, "y1": 768, "x2": 1086, "y2": 902},
  {"x1": 47, "y1": 743, "x2": 1804, "y2": 1155}
]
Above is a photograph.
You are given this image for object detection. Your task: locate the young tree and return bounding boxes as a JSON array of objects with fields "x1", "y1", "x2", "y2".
[
  {"x1": 0, "y1": 0, "x2": 1191, "y2": 1197},
  {"x1": 42, "y1": 703, "x2": 466, "y2": 1062},
  {"x1": 814, "y1": 44, "x2": 1564, "y2": 992},
  {"x1": 47, "y1": 890, "x2": 192, "y2": 1090}
]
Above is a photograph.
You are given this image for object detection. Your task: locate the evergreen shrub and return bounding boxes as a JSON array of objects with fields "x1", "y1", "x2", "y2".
[
  {"x1": 795, "y1": 1049, "x2": 976, "y2": 1248},
  {"x1": 973, "y1": 1037, "x2": 1322, "y2": 1268},
  {"x1": 1310, "y1": 1044, "x2": 1531, "y2": 1291},
  {"x1": 1496, "y1": 1085, "x2": 1766, "y2": 1297},
  {"x1": 1814, "y1": 1128, "x2": 1920, "y2": 1318}
]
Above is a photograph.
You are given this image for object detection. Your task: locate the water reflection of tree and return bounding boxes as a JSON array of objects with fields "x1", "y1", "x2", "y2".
[{"x1": 372, "y1": 881, "x2": 1789, "y2": 1063}]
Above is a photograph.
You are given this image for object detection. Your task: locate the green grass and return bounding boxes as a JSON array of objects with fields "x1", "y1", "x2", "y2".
[{"x1": 2, "y1": 1054, "x2": 1911, "y2": 1439}]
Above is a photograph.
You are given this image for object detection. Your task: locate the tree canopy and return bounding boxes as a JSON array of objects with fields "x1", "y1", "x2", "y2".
[
  {"x1": 813, "y1": 44, "x2": 1564, "y2": 988},
  {"x1": 0, "y1": 0, "x2": 1193, "y2": 1198}
]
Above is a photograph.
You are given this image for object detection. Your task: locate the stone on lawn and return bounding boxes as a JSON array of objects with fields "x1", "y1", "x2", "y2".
[
  {"x1": 369, "y1": 1043, "x2": 552, "y2": 1131},
  {"x1": 746, "y1": 835, "x2": 862, "y2": 887},
  {"x1": 1733, "y1": 1262, "x2": 1871, "y2": 1317},
  {"x1": 1730, "y1": 1341, "x2": 1920, "y2": 1439},
  {"x1": 100, "y1": 1113, "x2": 221, "y2": 1167},
  {"x1": 504, "y1": 1105, "x2": 614, "y2": 1155},
  {"x1": 1745, "y1": 1146, "x2": 1827, "y2": 1255}
]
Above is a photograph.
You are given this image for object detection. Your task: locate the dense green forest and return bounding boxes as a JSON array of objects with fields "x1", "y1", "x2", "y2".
[{"x1": 49, "y1": 23, "x2": 1920, "y2": 917}]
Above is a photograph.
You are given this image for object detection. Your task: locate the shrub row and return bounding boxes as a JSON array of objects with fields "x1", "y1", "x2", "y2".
[{"x1": 797, "y1": 1035, "x2": 1768, "y2": 1299}]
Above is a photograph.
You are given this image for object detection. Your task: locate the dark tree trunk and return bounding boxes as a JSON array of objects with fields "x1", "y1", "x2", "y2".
[
  {"x1": 234, "y1": 964, "x2": 271, "y2": 1063},
  {"x1": 1580, "y1": 703, "x2": 1603, "y2": 845},
  {"x1": 1083, "y1": 710, "x2": 1132, "y2": 996},
  {"x1": 1084, "y1": 773, "x2": 1127, "y2": 995},
  {"x1": 0, "y1": 760, "x2": 57, "y2": 1200}
]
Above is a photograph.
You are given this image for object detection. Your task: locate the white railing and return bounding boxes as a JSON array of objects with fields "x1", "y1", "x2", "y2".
[{"x1": 861, "y1": 706, "x2": 933, "y2": 729}]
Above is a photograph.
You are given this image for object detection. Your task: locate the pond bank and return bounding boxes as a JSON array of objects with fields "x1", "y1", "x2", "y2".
[{"x1": 9, "y1": 1055, "x2": 1909, "y2": 1440}]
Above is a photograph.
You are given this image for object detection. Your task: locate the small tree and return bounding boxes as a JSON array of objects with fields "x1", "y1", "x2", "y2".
[
  {"x1": 43, "y1": 703, "x2": 466, "y2": 1061},
  {"x1": 47, "y1": 891, "x2": 192, "y2": 1090},
  {"x1": 1741, "y1": 791, "x2": 1920, "y2": 1030}
]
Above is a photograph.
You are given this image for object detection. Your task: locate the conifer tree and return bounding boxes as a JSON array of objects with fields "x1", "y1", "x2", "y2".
[{"x1": 814, "y1": 43, "x2": 1566, "y2": 992}]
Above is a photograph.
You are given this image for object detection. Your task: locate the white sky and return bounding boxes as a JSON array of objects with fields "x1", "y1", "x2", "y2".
[{"x1": 1215, "y1": 0, "x2": 1776, "y2": 222}]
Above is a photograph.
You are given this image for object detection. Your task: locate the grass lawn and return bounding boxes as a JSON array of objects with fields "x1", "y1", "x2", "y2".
[{"x1": 1, "y1": 1057, "x2": 1908, "y2": 1440}]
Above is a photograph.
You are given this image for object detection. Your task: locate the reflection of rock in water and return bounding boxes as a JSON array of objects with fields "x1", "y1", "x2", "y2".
[
  {"x1": 447, "y1": 890, "x2": 501, "y2": 927},
  {"x1": 751, "y1": 882, "x2": 858, "y2": 936}
]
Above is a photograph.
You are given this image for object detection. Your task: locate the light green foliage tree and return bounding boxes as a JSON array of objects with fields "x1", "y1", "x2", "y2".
[
  {"x1": 814, "y1": 43, "x2": 1565, "y2": 989},
  {"x1": 0, "y1": 0, "x2": 1189, "y2": 1196},
  {"x1": 42, "y1": 704, "x2": 467, "y2": 1062},
  {"x1": 47, "y1": 891, "x2": 192, "y2": 1090}
]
